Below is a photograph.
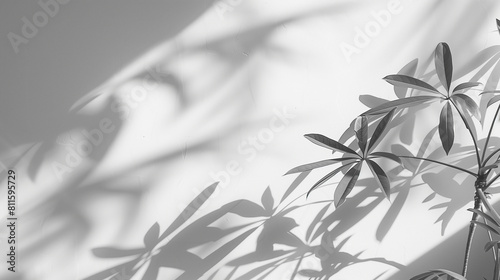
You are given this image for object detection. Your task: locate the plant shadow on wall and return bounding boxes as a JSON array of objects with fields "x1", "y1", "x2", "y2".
[
  {"x1": 84, "y1": 181, "x2": 404, "y2": 280},
  {"x1": 5, "y1": 2, "x2": 500, "y2": 280},
  {"x1": 0, "y1": 3, "x2": 381, "y2": 279},
  {"x1": 82, "y1": 20, "x2": 500, "y2": 280}
]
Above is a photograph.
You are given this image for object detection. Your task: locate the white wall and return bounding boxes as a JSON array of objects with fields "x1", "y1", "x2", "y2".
[{"x1": 1, "y1": 0, "x2": 500, "y2": 279}]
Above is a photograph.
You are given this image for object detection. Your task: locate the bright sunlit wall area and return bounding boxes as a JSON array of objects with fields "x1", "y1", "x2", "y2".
[{"x1": 1, "y1": 0, "x2": 500, "y2": 279}]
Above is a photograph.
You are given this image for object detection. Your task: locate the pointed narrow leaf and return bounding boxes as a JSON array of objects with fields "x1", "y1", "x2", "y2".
[
  {"x1": 435, "y1": 42, "x2": 453, "y2": 92},
  {"x1": 144, "y1": 222, "x2": 160, "y2": 249},
  {"x1": 370, "y1": 152, "x2": 402, "y2": 165},
  {"x1": 422, "y1": 192, "x2": 436, "y2": 203},
  {"x1": 487, "y1": 95, "x2": 500, "y2": 108},
  {"x1": 92, "y1": 247, "x2": 144, "y2": 258},
  {"x1": 497, "y1": 18, "x2": 500, "y2": 34},
  {"x1": 305, "y1": 204, "x2": 330, "y2": 242},
  {"x1": 364, "y1": 96, "x2": 438, "y2": 115},
  {"x1": 261, "y1": 186, "x2": 274, "y2": 212},
  {"x1": 485, "y1": 240, "x2": 500, "y2": 252},
  {"x1": 367, "y1": 108, "x2": 396, "y2": 151},
  {"x1": 439, "y1": 103, "x2": 454, "y2": 155},
  {"x1": 468, "y1": 208, "x2": 500, "y2": 227},
  {"x1": 451, "y1": 94, "x2": 480, "y2": 119},
  {"x1": 354, "y1": 115, "x2": 368, "y2": 155},
  {"x1": 367, "y1": 159, "x2": 391, "y2": 200},
  {"x1": 281, "y1": 171, "x2": 310, "y2": 203},
  {"x1": 160, "y1": 182, "x2": 218, "y2": 240},
  {"x1": 383, "y1": 75, "x2": 441, "y2": 95},
  {"x1": 285, "y1": 158, "x2": 358, "y2": 175},
  {"x1": 307, "y1": 163, "x2": 355, "y2": 197},
  {"x1": 452, "y1": 82, "x2": 481, "y2": 94},
  {"x1": 472, "y1": 220, "x2": 500, "y2": 235},
  {"x1": 304, "y1": 134, "x2": 359, "y2": 156},
  {"x1": 334, "y1": 162, "x2": 362, "y2": 207}
]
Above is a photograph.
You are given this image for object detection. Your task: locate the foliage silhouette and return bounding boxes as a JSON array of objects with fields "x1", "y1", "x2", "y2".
[
  {"x1": 80, "y1": 18, "x2": 500, "y2": 280},
  {"x1": 282, "y1": 20, "x2": 500, "y2": 280}
]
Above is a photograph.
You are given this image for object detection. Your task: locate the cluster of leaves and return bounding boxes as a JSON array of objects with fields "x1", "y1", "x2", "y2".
[
  {"x1": 284, "y1": 21, "x2": 500, "y2": 278},
  {"x1": 287, "y1": 42, "x2": 484, "y2": 208},
  {"x1": 85, "y1": 19, "x2": 500, "y2": 280}
]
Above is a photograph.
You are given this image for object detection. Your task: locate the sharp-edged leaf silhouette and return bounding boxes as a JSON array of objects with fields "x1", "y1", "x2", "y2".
[
  {"x1": 256, "y1": 216, "x2": 301, "y2": 254},
  {"x1": 159, "y1": 181, "x2": 218, "y2": 240},
  {"x1": 435, "y1": 42, "x2": 453, "y2": 92},
  {"x1": 422, "y1": 192, "x2": 437, "y2": 203},
  {"x1": 144, "y1": 222, "x2": 160, "y2": 249},
  {"x1": 261, "y1": 186, "x2": 274, "y2": 212},
  {"x1": 439, "y1": 102, "x2": 454, "y2": 155},
  {"x1": 92, "y1": 247, "x2": 144, "y2": 258},
  {"x1": 306, "y1": 203, "x2": 330, "y2": 242},
  {"x1": 376, "y1": 187, "x2": 409, "y2": 242},
  {"x1": 227, "y1": 200, "x2": 268, "y2": 218},
  {"x1": 367, "y1": 108, "x2": 396, "y2": 152},
  {"x1": 367, "y1": 159, "x2": 390, "y2": 200},
  {"x1": 285, "y1": 158, "x2": 358, "y2": 175},
  {"x1": 281, "y1": 171, "x2": 310, "y2": 203},
  {"x1": 307, "y1": 162, "x2": 355, "y2": 198},
  {"x1": 383, "y1": 75, "x2": 441, "y2": 95},
  {"x1": 304, "y1": 134, "x2": 359, "y2": 156},
  {"x1": 334, "y1": 162, "x2": 362, "y2": 207}
]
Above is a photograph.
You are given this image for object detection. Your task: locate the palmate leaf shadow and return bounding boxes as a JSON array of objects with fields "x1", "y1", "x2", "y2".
[
  {"x1": 211, "y1": 176, "x2": 404, "y2": 279},
  {"x1": 7, "y1": 3, "x2": 500, "y2": 280},
  {"x1": 85, "y1": 177, "x2": 404, "y2": 280},
  {"x1": 4, "y1": 4, "x2": 374, "y2": 279}
]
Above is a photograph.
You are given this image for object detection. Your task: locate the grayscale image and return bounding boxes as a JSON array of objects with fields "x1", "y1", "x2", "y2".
[{"x1": 2, "y1": 1, "x2": 500, "y2": 279}]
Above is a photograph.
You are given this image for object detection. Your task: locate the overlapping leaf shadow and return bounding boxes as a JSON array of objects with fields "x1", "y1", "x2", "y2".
[
  {"x1": 6, "y1": 3, "x2": 500, "y2": 280},
  {"x1": 85, "y1": 176, "x2": 404, "y2": 280},
  {"x1": 6, "y1": 3, "x2": 382, "y2": 280},
  {"x1": 84, "y1": 26, "x2": 500, "y2": 280}
]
